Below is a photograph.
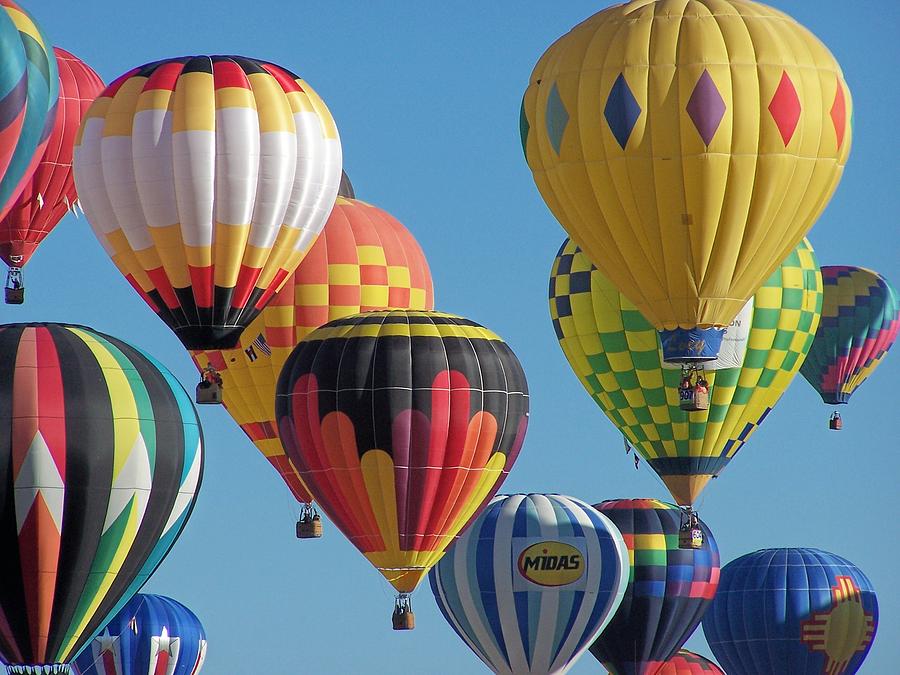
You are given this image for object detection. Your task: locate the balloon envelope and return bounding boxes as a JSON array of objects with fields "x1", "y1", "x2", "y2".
[
  {"x1": 71, "y1": 594, "x2": 206, "y2": 675},
  {"x1": 429, "y1": 494, "x2": 629, "y2": 675},
  {"x1": 0, "y1": 324, "x2": 203, "y2": 671},
  {"x1": 191, "y1": 197, "x2": 434, "y2": 504},
  {"x1": 0, "y1": 1, "x2": 58, "y2": 221},
  {"x1": 588, "y1": 499, "x2": 719, "y2": 675},
  {"x1": 276, "y1": 310, "x2": 529, "y2": 594},
  {"x1": 0, "y1": 48, "x2": 104, "y2": 269},
  {"x1": 702, "y1": 548, "x2": 878, "y2": 675},
  {"x1": 657, "y1": 649, "x2": 724, "y2": 675},
  {"x1": 74, "y1": 55, "x2": 342, "y2": 350},
  {"x1": 800, "y1": 266, "x2": 899, "y2": 405},
  {"x1": 549, "y1": 238, "x2": 822, "y2": 505},
  {"x1": 522, "y1": 0, "x2": 850, "y2": 343}
]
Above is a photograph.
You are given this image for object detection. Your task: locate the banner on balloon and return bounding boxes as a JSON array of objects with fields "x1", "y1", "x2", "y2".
[{"x1": 513, "y1": 537, "x2": 588, "y2": 591}]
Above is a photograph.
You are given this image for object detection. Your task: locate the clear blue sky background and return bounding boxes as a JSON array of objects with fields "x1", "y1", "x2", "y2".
[{"x1": 13, "y1": 1, "x2": 898, "y2": 673}]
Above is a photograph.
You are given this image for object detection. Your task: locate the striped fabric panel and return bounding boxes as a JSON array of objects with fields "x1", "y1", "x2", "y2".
[
  {"x1": 0, "y1": 324, "x2": 203, "y2": 667},
  {"x1": 277, "y1": 311, "x2": 529, "y2": 594},
  {"x1": 0, "y1": 47, "x2": 105, "y2": 267},
  {"x1": 73, "y1": 55, "x2": 342, "y2": 349},
  {"x1": 429, "y1": 494, "x2": 628, "y2": 674},
  {"x1": 0, "y1": 1, "x2": 58, "y2": 221}
]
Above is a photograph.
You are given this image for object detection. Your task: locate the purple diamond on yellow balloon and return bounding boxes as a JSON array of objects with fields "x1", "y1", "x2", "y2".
[
  {"x1": 686, "y1": 69, "x2": 726, "y2": 146},
  {"x1": 604, "y1": 73, "x2": 641, "y2": 150},
  {"x1": 545, "y1": 82, "x2": 569, "y2": 156}
]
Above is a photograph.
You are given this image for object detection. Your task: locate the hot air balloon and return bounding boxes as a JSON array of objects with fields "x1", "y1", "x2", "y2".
[
  {"x1": 71, "y1": 594, "x2": 206, "y2": 675},
  {"x1": 799, "y1": 266, "x2": 899, "y2": 430},
  {"x1": 0, "y1": 2, "x2": 58, "y2": 222},
  {"x1": 702, "y1": 548, "x2": 878, "y2": 675},
  {"x1": 522, "y1": 0, "x2": 851, "y2": 369},
  {"x1": 588, "y1": 499, "x2": 719, "y2": 675},
  {"x1": 549, "y1": 239, "x2": 822, "y2": 507},
  {"x1": 429, "y1": 494, "x2": 628, "y2": 675},
  {"x1": 191, "y1": 196, "x2": 434, "y2": 535},
  {"x1": 276, "y1": 310, "x2": 529, "y2": 628},
  {"x1": 0, "y1": 323, "x2": 203, "y2": 674},
  {"x1": 0, "y1": 47, "x2": 104, "y2": 304},
  {"x1": 73, "y1": 55, "x2": 342, "y2": 351},
  {"x1": 657, "y1": 650, "x2": 724, "y2": 675}
]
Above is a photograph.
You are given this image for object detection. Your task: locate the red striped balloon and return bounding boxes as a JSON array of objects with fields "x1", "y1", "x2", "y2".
[{"x1": 0, "y1": 48, "x2": 104, "y2": 270}]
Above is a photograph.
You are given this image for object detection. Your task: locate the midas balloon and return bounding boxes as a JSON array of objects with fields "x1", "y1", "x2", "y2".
[
  {"x1": 191, "y1": 196, "x2": 434, "y2": 523},
  {"x1": 429, "y1": 494, "x2": 628, "y2": 675},
  {"x1": 276, "y1": 310, "x2": 529, "y2": 628},
  {"x1": 523, "y1": 0, "x2": 851, "y2": 362},
  {"x1": 0, "y1": 48, "x2": 104, "y2": 304},
  {"x1": 550, "y1": 238, "x2": 822, "y2": 506},
  {"x1": 74, "y1": 55, "x2": 342, "y2": 350},
  {"x1": 0, "y1": 323, "x2": 203, "y2": 674}
]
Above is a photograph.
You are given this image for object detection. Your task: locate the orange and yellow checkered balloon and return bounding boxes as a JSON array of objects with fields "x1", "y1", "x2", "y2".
[{"x1": 191, "y1": 197, "x2": 434, "y2": 504}]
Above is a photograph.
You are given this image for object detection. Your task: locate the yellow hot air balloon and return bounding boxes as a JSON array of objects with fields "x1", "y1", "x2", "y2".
[{"x1": 522, "y1": 0, "x2": 851, "y2": 363}]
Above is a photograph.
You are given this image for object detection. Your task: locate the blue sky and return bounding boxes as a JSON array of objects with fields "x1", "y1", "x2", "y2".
[{"x1": 16, "y1": 1, "x2": 900, "y2": 672}]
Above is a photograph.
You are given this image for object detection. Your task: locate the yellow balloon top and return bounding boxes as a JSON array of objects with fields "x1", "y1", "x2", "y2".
[{"x1": 522, "y1": 0, "x2": 851, "y2": 330}]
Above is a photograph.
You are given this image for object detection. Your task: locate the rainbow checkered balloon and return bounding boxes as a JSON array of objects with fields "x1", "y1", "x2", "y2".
[
  {"x1": 549, "y1": 239, "x2": 822, "y2": 506},
  {"x1": 588, "y1": 499, "x2": 719, "y2": 675},
  {"x1": 800, "y1": 266, "x2": 899, "y2": 405}
]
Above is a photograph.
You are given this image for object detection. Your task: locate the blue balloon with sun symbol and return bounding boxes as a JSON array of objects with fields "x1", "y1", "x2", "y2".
[{"x1": 702, "y1": 548, "x2": 878, "y2": 675}]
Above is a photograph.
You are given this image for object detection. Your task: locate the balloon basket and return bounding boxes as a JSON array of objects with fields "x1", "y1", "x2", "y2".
[
  {"x1": 829, "y1": 412, "x2": 842, "y2": 431},
  {"x1": 195, "y1": 381, "x2": 222, "y2": 404},
  {"x1": 5, "y1": 287, "x2": 24, "y2": 304},
  {"x1": 5, "y1": 265, "x2": 24, "y2": 304},
  {"x1": 392, "y1": 595, "x2": 415, "y2": 631},
  {"x1": 296, "y1": 506, "x2": 323, "y2": 538},
  {"x1": 196, "y1": 366, "x2": 223, "y2": 404},
  {"x1": 678, "y1": 367, "x2": 709, "y2": 412},
  {"x1": 679, "y1": 527, "x2": 704, "y2": 549},
  {"x1": 678, "y1": 508, "x2": 703, "y2": 549}
]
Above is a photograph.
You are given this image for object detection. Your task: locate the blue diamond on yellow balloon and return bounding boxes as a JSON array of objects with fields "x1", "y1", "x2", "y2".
[{"x1": 545, "y1": 83, "x2": 568, "y2": 155}]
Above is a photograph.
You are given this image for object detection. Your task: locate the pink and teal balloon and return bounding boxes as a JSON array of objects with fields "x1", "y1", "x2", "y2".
[
  {"x1": 800, "y1": 266, "x2": 899, "y2": 405},
  {"x1": 0, "y1": 1, "x2": 58, "y2": 220}
]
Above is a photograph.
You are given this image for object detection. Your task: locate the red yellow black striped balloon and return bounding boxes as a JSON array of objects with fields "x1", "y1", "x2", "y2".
[
  {"x1": 73, "y1": 55, "x2": 342, "y2": 350},
  {"x1": 276, "y1": 311, "x2": 529, "y2": 594},
  {"x1": 191, "y1": 197, "x2": 434, "y2": 505},
  {"x1": 0, "y1": 323, "x2": 203, "y2": 671}
]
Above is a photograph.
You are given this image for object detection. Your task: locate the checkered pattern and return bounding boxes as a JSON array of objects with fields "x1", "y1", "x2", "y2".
[
  {"x1": 800, "y1": 265, "x2": 899, "y2": 404},
  {"x1": 192, "y1": 198, "x2": 433, "y2": 505},
  {"x1": 550, "y1": 239, "x2": 822, "y2": 505}
]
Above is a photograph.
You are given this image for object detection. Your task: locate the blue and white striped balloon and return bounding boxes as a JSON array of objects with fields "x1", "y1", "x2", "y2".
[
  {"x1": 70, "y1": 594, "x2": 206, "y2": 675},
  {"x1": 429, "y1": 494, "x2": 628, "y2": 674}
]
